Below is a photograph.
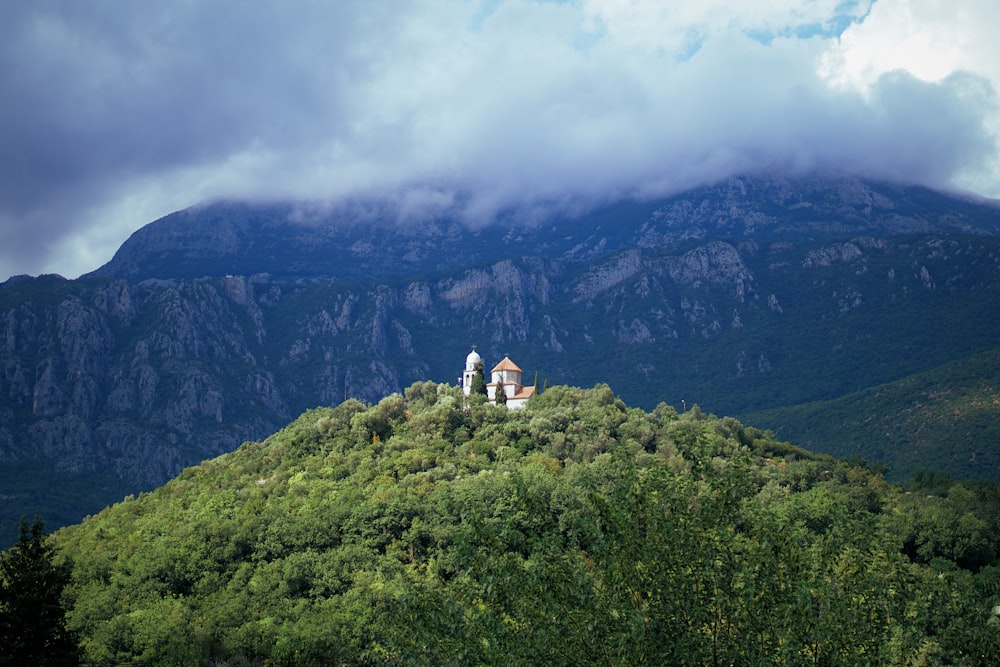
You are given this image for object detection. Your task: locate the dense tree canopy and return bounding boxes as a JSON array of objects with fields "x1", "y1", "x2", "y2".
[{"x1": 35, "y1": 383, "x2": 1000, "y2": 664}]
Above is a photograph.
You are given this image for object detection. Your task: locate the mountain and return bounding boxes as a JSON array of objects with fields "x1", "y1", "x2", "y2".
[
  {"x1": 745, "y1": 347, "x2": 1000, "y2": 482},
  {"x1": 88, "y1": 177, "x2": 1000, "y2": 283},
  {"x1": 3, "y1": 176, "x2": 1000, "y2": 545},
  {"x1": 50, "y1": 384, "x2": 1000, "y2": 664}
]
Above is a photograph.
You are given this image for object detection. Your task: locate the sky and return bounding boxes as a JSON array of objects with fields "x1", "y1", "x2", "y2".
[{"x1": 2, "y1": 0, "x2": 999, "y2": 281}]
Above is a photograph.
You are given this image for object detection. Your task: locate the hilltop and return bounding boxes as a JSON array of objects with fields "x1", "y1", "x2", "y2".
[{"x1": 52, "y1": 383, "x2": 1000, "y2": 665}]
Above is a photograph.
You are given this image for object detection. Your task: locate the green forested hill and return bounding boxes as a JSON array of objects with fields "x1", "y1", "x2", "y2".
[
  {"x1": 745, "y1": 347, "x2": 1000, "y2": 482},
  {"x1": 48, "y1": 383, "x2": 1000, "y2": 665}
]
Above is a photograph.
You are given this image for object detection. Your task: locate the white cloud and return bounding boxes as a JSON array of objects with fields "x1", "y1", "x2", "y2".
[
  {"x1": 819, "y1": 0, "x2": 1000, "y2": 194},
  {"x1": 821, "y1": 0, "x2": 1000, "y2": 89},
  {"x1": 0, "y1": 0, "x2": 995, "y2": 281}
]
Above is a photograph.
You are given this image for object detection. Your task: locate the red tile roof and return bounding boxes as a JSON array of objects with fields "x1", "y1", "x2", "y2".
[
  {"x1": 491, "y1": 356, "x2": 523, "y2": 373},
  {"x1": 512, "y1": 386, "x2": 535, "y2": 401}
]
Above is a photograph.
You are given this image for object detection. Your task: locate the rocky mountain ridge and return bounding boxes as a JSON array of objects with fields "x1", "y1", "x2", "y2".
[
  {"x1": 3, "y1": 176, "x2": 1000, "y2": 544},
  {"x1": 87, "y1": 177, "x2": 1000, "y2": 282}
]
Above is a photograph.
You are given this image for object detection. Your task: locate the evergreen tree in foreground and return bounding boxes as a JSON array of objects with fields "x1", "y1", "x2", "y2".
[
  {"x1": 0, "y1": 518, "x2": 79, "y2": 666},
  {"x1": 470, "y1": 361, "x2": 487, "y2": 396}
]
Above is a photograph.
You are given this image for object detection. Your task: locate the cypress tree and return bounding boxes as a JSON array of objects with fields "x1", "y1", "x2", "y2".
[{"x1": 471, "y1": 362, "x2": 487, "y2": 396}]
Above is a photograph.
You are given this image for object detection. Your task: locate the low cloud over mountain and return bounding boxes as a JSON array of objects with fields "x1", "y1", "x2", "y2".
[{"x1": 2, "y1": 0, "x2": 999, "y2": 280}]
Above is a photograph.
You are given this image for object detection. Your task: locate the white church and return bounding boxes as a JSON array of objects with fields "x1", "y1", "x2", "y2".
[{"x1": 461, "y1": 347, "x2": 535, "y2": 410}]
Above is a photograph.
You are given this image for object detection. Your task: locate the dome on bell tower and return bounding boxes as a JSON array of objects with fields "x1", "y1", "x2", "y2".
[{"x1": 465, "y1": 347, "x2": 482, "y2": 371}]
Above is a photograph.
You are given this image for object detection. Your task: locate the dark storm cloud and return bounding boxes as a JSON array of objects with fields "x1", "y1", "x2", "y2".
[
  {"x1": 0, "y1": 1, "x2": 371, "y2": 274},
  {"x1": 0, "y1": 0, "x2": 997, "y2": 280}
]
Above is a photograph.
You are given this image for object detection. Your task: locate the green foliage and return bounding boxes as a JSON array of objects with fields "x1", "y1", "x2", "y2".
[
  {"x1": 0, "y1": 518, "x2": 80, "y2": 666},
  {"x1": 495, "y1": 379, "x2": 507, "y2": 405},
  {"x1": 471, "y1": 362, "x2": 487, "y2": 396},
  {"x1": 746, "y1": 347, "x2": 1000, "y2": 482},
  {"x1": 51, "y1": 383, "x2": 1000, "y2": 665}
]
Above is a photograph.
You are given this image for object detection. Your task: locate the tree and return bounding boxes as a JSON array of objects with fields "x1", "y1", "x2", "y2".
[
  {"x1": 470, "y1": 362, "x2": 487, "y2": 396},
  {"x1": 0, "y1": 518, "x2": 80, "y2": 666},
  {"x1": 495, "y1": 380, "x2": 507, "y2": 405}
]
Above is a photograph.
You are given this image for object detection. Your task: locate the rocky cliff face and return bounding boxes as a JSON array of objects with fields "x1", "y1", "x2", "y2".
[
  {"x1": 3, "y1": 176, "x2": 1000, "y2": 542},
  {"x1": 1, "y1": 279, "x2": 275, "y2": 483}
]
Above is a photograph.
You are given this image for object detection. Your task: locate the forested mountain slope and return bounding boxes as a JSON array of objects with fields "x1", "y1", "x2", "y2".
[
  {"x1": 3, "y1": 177, "x2": 1000, "y2": 546},
  {"x1": 746, "y1": 347, "x2": 1000, "y2": 482},
  {"x1": 52, "y1": 384, "x2": 1000, "y2": 665}
]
